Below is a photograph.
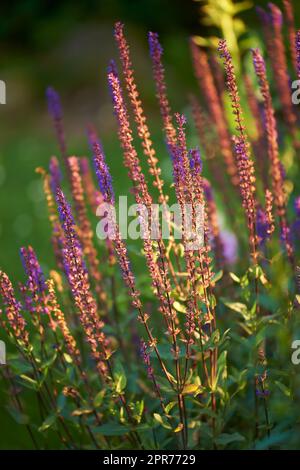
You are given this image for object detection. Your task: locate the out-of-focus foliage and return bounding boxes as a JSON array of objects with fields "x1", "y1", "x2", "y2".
[{"x1": 193, "y1": 0, "x2": 253, "y2": 68}]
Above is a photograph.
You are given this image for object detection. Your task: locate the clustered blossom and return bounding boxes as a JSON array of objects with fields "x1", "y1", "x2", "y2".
[
  {"x1": 89, "y1": 131, "x2": 114, "y2": 204},
  {"x1": 171, "y1": 114, "x2": 192, "y2": 209},
  {"x1": 56, "y1": 188, "x2": 109, "y2": 376},
  {"x1": 74, "y1": 157, "x2": 107, "y2": 302},
  {"x1": 114, "y1": 22, "x2": 167, "y2": 205},
  {"x1": 265, "y1": 189, "x2": 275, "y2": 238},
  {"x1": 148, "y1": 31, "x2": 177, "y2": 146},
  {"x1": 46, "y1": 86, "x2": 67, "y2": 161},
  {"x1": 67, "y1": 156, "x2": 105, "y2": 305},
  {"x1": 218, "y1": 40, "x2": 246, "y2": 138},
  {"x1": 6, "y1": 16, "x2": 300, "y2": 448},
  {"x1": 92, "y1": 156, "x2": 163, "y2": 378},
  {"x1": 0, "y1": 271, "x2": 29, "y2": 346},
  {"x1": 20, "y1": 246, "x2": 46, "y2": 294},
  {"x1": 107, "y1": 62, "x2": 152, "y2": 209},
  {"x1": 19, "y1": 246, "x2": 48, "y2": 325},
  {"x1": 256, "y1": 209, "x2": 270, "y2": 246},
  {"x1": 140, "y1": 340, "x2": 154, "y2": 379},
  {"x1": 171, "y1": 117, "x2": 215, "y2": 357},
  {"x1": 186, "y1": 143, "x2": 216, "y2": 393},
  {"x1": 107, "y1": 61, "x2": 173, "y2": 323},
  {"x1": 189, "y1": 147, "x2": 203, "y2": 175},
  {"x1": 252, "y1": 48, "x2": 293, "y2": 260},
  {"x1": 218, "y1": 39, "x2": 257, "y2": 260},
  {"x1": 232, "y1": 136, "x2": 256, "y2": 221},
  {"x1": 107, "y1": 60, "x2": 185, "y2": 367},
  {"x1": 170, "y1": 118, "x2": 202, "y2": 350},
  {"x1": 86, "y1": 131, "x2": 115, "y2": 265},
  {"x1": 190, "y1": 40, "x2": 238, "y2": 186},
  {"x1": 256, "y1": 196, "x2": 275, "y2": 247}
]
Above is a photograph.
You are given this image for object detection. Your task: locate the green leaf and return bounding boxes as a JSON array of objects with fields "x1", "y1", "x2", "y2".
[
  {"x1": 63, "y1": 353, "x2": 73, "y2": 364},
  {"x1": 94, "y1": 422, "x2": 130, "y2": 436},
  {"x1": 229, "y1": 272, "x2": 240, "y2": 283},
  {"x1": 255, "y1": 430, "x2": 292, "y2": 450},
  {"x1": 72, "y1": 408, "x2": 93, "y2": 417},
  {"x1": 210, "y1": 350, "x2": 228, "y2": 391},
  {"x1": 165, "y1": 401, "x2": 177, "y2": 414},
  {"x1": 57, "y1": 393, "x2": 66, "y2": 413},
  {"x1": 93, "y1": 390, "x2": 105, "y2": 408},
  {"x1": 274, "y1": 381, "x2": 291, "y2": 397},
  {"x1": 223, "y1": 301, "x2": 248, "y2": 315},
  {"x1": 7, "y1": 406, "x2": 29, "y2": 425},
  {"x1": 215, "y1": 432, "x2": 245, "y2": 446},
  {"x1": 173, "y1": 301, "x2": 186, "y2": 314},
  {"x1": 114, "y1": 362, "x2": 127, "y2": 393},
  {"x1": 182, "y1": 383, "x2": 204, "y2": 395},
  {"x1": 41, "y1": 352, "x2": 57, "y2": 371},
  {"x1": 211, "y1": 270, "x2": 223, "y2": 283},
  {"x1": 39, "y1": 414, "x2": 57, "y2": 432},
  {"x1": 210, "y1": 294, "x2": 217, "y2": 309},
  {"x1": 19, "y1": 374, "x2": 38, "y2": 390},
  {"x1": 153, "y1": 413, "x2": 172, "y2": 430},
  {"x1": 9, "y1": 359, "x2": 32, "y2": 375},
  {"x1": 132, "y1": 400, "x2": 144, "y2": 423},
  {"x1": 173, "y1": 423, "x2": 184, "y2": 433}
]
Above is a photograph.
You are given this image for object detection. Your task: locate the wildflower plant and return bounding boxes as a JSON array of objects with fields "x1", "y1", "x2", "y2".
[{"x1": 1, "y1": 1, "x2": 300, "y2": 451}]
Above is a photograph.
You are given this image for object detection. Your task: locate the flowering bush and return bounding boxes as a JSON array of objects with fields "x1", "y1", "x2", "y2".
[{"x1": 1, "y1": 1, "x2": 300, "y2": 450}]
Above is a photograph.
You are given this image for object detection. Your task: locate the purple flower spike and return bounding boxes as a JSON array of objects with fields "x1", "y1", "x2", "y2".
[
  {"x1": 88, "y1": 127, "x2": 114, "y2": 204},
  {"x1": 49, "y1": 156, "x2": 62, "y2": 194},
  {"x1": 189, "y1": 148, "x2": 203, "y2": 174},
  {"x1": 46, "y1": 86, "x2": 62, "y2": 121},
  {"x1": 148, "y1": 32, "x2": 163, "y2": 59},
  {"x1": 256, "y1": 208, "x2": 270, "y2": 245},
  {"x1": 140, "y1": 340, "x2": 154, "y2": 379},
  {"x1": 107, "y1": 59, "x2": 119, "y2": 105},
  {"x1": 268, "y1": 3, "x2": 283, "y2": 28},
  {"x1": 256, "y1": 6, "x2": 271, "y2": 25},
  {"x1": 56, "y1": 188, "x2": 77, "y2": 239},
  {"x1": 46, "y1": 86, "x2": 67, "y2": 161},
  {"x1": 20, "y1": 246, "x2": 46, "y2": 293}
]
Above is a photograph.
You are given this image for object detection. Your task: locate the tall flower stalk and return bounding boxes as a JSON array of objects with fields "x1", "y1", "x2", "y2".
[
  {"x1": 252, "y1": 48, "x2": 293, "y2": 262},
  {"x1": 190, "y1": 41, "x2": 238, "y2": 186},
  {"x1": 218, "y1": 39, "x2": 257, "y2": 264}
]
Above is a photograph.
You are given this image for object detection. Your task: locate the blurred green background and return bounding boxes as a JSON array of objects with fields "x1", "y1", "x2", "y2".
[{"x1": 0, "y1": 0, "x2": 298, "y2": 448}]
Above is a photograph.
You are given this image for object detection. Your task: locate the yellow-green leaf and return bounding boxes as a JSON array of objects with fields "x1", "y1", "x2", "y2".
[
  {"x1": 173, "y1": 301, "x2": 186, "y2": 314},
  {"x1": 174, "y1": 423, "x2": 184, "y2": 433}
]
